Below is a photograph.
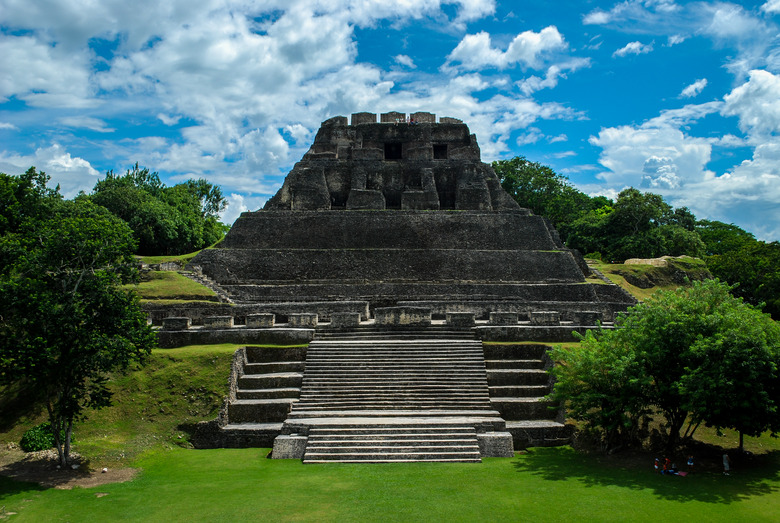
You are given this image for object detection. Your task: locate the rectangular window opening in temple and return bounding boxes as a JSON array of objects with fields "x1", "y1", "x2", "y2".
[
  {"x1": 384, "y1": 142, "x2": 402, "y2": 160},
  {"x1": 433, "y1": 144, "x2": 448, "y2": 160}
]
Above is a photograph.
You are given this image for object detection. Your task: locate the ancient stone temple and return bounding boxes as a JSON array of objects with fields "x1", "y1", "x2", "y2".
[{"x1": 186, "y1": 112, "x2": 635, "y2": 462}]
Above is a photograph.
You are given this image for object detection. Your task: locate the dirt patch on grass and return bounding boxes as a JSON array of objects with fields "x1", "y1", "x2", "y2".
[{"x1": 0, "y1": 446, "x2": 138, "y2": 489}]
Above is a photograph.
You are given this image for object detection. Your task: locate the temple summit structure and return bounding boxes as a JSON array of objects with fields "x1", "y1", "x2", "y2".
[{"x1": 181, "y1": 112, "x2": 636, "y2": 462}]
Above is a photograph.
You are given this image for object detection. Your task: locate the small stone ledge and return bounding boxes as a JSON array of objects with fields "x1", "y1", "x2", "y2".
[
  {"x1": 446, "y1": 312, "x2": 475, "y2": 328},
  {"x1": 475, "y1": 325, "x2": 600, "y2": 342},
  {"x1": 162, "y1": 317, "x2": 191, "y2": 331},
  {"x1": 271, "y1": 434, "x2": 308, "y2": 459},
  {"x1": 477, "y1": 432, "x2": 515, "y2": 457},
  {"x1": 375, "y1": 307, "x2": 432, "y2": 327},
  {"x1": 156, "y1": 327, "x2": 314, "y2": 349}
]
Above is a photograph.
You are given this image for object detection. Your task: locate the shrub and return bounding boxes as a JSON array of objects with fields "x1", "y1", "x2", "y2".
[{"x1": 19, "y1": 422, "x2": 72, "y2": 452}]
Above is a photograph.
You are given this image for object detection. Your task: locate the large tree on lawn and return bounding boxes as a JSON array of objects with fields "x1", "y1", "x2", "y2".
[
  {"x1": 0, "y1": 185, "x2": 156, "y2": 466},
  {"x1": 550, "y1": 280, "x2": 780, "y2": 451}
]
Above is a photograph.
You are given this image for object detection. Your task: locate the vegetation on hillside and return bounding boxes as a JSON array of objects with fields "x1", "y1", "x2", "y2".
[
  {"x1": 0, "y1": 169, "x2": 156, "y2": 466},
  {"x1": 89, "y1": 163, "x2": 230, "y2": 255},
  {"x1": 494, "y1": 156, "x2": 780, "y2": 319}
]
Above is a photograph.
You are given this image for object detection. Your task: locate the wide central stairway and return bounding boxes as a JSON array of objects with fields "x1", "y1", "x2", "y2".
[{"x1": 279, "y1": 329, "x2": 509, "y2": 463}]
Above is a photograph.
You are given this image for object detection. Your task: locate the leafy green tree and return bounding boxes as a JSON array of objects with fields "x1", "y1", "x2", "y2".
[
  {"x1": 696, "y1": 220, "x2": 755, "y2": 256},
  {"x1": 90, "y1": 164, "x2": 228, "y2": 255},
  {"x1": 493, "y1": 156, "x2": 594, "y2": 230},
  {"x1": 0, "y1": 197, "x2": 156, "y2": 466},
  {"x1": 706, "y1": 240, "x2": 780, "y2": 319},
  {"x1": 551, "y1": 280, "x2": 780, "y2": 450},
  {"x1": 0, "y1": 167, "x2": 61, "y2": 236}
]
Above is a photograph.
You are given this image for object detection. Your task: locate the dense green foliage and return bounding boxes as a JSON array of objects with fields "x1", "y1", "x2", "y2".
[
  {"x1": 550, "y1": 280, "x2": 780, "y2": 451},
  {"x1": 18, "y1": 422, "x2": 70, "y2": 453},
  {"x1": 493, "y1": 156, "x2": 780, "y2": 319},
  {"x1": 0, "y1": 170, "x2": 156, "y2": 466},
  {"x1": 89, "y1": 163, "x2": 229, "y2": 255},
  {"x1": 493, "y1": 157, "x2": 703, "y2": 262}
]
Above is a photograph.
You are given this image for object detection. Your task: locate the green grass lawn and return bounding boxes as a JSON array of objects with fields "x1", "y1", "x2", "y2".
[
  {"x1": 3, "y1": 343, "x2": 779, "y2": 522},
  {"x1": 126, "y1": 271, "x2": 218, "y2": 301},
  {"x1": 1, "y1": 446, "x2": 778, "y2": 522}
]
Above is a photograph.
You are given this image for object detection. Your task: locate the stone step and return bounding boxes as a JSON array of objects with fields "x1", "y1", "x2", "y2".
[
  {"x1": 491, "y1": 398, "x2": 559, "y2": 420},
  {"x1": 486, "y1": 369, "x2": 549, "y2": 386},
  {"x1": 238, "y1": 373, "x2": 303, "y2": 389},
  {"x1": 245, "y1": 346, "x2": 308, "y2": 364},
  {"x1": 482, "y1": 344, "x2": 549, "y2": 360},
  {"x1": 485, "y1": 359, "x2": 545, "y2": 370},
  {"x1": 303, "y1": 453, "x2": 481, "y2": 463},
  {"x1": 244, "y1": 362, "x2": 305, "y2": 374},
  {"x1": 228, "y1": 399, "x2": 296, "y2": 423},
  {"x1": 236, "y1": 387, "x2": 301, "y2": 399},
  {"x1": 302, "y1": 423, "x2": 482, "y2": 463},
  {"x1": 305, "y1": 444, "x2": 481, "y2": 454},
  {"x1": 505, "y1": 420, "x2": 573, "y2": 447},
  {"x1": 299, "y1": 392, "x2": 489, "y2": 399},
  {"x1": 489, "y1": 385, "x2": 550, "y2": 397},
  {"x1": 287, "y1": 409, "x2": 501, "y2": 419}
]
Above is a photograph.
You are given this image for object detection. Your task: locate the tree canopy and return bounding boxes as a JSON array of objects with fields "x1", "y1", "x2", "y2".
[
  {"x1": 550, "y1": 280, "x2": 780, "y2": 451},
  {"x1": 90, "y1": 164, "x2": 229, "y2": 255},
  {"x1": 0, "y1": 170, "x2": 156, "y2": 465}
]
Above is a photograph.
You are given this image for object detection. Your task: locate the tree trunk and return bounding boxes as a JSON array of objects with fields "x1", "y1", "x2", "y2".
[
  {"x1": 739, "y1": 431, "x2": 744, "y2": 453},
  {"x1": 47, "y1": 402, "x2": 68, "y2": 468}
]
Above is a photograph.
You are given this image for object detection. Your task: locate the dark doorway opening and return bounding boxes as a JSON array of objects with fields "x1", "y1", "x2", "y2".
[
  {"x1": 384, "y1": 143, "x2": 402, "y2": 160},
  {"x1": 433, "y1": 144, "x2": 448, "y2": 160}
]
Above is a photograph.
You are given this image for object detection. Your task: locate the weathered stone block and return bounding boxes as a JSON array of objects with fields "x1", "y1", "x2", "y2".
[
  {"x1": 531, "y1": 311, "x2": 561, "y2": 326},
  {"x1": 347, "y1": 189, "x2": 386, "y2": 210},
  {"x1": 204, "y1": 316, "x2": 234, "y2": 329},
  {"x1": 446, "y1": 312, "x2": 475, "y2": 328},
  {"x1": 381, "y1": 111, "x2": 405, "y2": 123},
  {"x1": 571, "y1": 310, "x2": 602, "y2": 326},
  {"x1": 440, "y1": 117, "x2": 462, "y2": 124},
  {"x1": 162, "y1": 317, "x2": 191, "y2": 331},
  {"x1": 351, "y1": 112, "x2": 376, "y2": 125},
  {"x1": 329, "y1": 312, "x2": 361, "y2": 329},
  {"x1": 456, "y1": 186, "x2": 492, "y2": 210},
  {"x1": 246, "y1": 313, "x2": 275, "y2": 328},
  {"x1": 271, "y1": 434, "x2": 308, "y2": 459},
  {"x1": 401, "y1": 189, "x2": 439, "y2": 210},
  {"x1": 411, "y1": 111, "x2": 436, "y2": 123},
  {"x1": 477, "y1": 432, "x2": 514, "y2": 457},
  {"x1": 288, "y1": 313, "x2": 318, "y2": 328},
  {"x1": 490, "y1": 312, "x2": 518, "y2": 326},
  {"x1": 375, "y1": 307, "x2": 431, "y2": 327}
]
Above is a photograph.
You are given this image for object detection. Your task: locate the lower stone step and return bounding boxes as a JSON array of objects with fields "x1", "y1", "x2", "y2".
[
  {"x1": 228, "y1": 398, "x2": 296, "y2": 423},
  {"x1": 491, "y1": 397, "x2": 559, "y2": 420},
  {"x1": 236, "y1": 387, "x2": 301, "y2": 399}
]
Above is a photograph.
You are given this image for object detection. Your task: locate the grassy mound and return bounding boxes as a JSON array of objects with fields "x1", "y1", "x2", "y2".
[
  {"x1": 0, "y1": 344, "x2": 238, "y2": 466},
  {"x1": 128, "y1": 271, "x2": 218, "y2": 302},
  {"x1": 589, "y1": 257, "x2": 712, "y2": 301}
]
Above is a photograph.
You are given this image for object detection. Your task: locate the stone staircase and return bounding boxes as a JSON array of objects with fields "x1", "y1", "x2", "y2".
[
  {"x1": 274, "y1": 332, "x2": 512, "y2": 462},
  {"x1": 485, "y1": 343, "x2": 572, "y2": 447},
  {"x1": 303, "y1": 423, "x2": 481, "y2": 463},
  {"x1": 181, "y1": 265, "x2": 234, "y2": 303},
  {"x1": 219, "y1": 345, "x2": 306, "y2": 446}
]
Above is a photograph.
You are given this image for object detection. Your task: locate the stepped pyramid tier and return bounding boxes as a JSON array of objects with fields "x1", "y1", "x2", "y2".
[
  {"x1": 189, "y1": 112, "x2": 634, "y2": 320},
  {"x1": 185, "y1": 112, "x2": 636, "y2": 461}
]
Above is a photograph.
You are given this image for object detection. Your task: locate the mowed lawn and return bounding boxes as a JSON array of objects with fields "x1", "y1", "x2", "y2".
[{"x1": 1, "y1": 446, "x2": 778, "y2": 522}]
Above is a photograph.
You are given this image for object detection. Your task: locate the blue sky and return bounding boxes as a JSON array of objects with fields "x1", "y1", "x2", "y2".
[{"x1": 2, "y1": 1, "x2": 780, "y2": 240}]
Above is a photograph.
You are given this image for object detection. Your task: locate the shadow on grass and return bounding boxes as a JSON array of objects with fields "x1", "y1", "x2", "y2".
[
  {"x1": 514, "y1": 447, "x2": 780, "y2": 504},
  {"x1": 0, "y1": 475, "x2": 46, "y2": 497}
]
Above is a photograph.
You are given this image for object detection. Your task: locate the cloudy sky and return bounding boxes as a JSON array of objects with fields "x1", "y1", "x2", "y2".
[{"x1": 2, "y1": 1, "x2": 780, "y2": 240}]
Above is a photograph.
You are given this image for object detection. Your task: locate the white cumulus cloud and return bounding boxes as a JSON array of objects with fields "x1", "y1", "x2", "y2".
[
  {"x1": 680, "y1": 78, "x2": 708, "y2": 98},
  {"x1": 445, "y1": 26, "x2": 567, "y2": 70},
  {"x1": 613, "y1": 41, "x2": 654, "y2": 58}
]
